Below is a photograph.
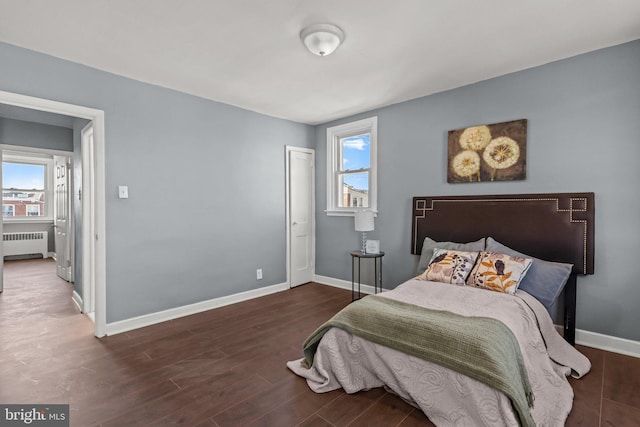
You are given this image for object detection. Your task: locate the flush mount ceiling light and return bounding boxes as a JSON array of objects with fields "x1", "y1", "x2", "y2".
[{"x1": 300, "y1": 23, "x2": 344, "y2": 57}]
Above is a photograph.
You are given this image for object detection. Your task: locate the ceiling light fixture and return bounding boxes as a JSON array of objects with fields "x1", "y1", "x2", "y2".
[{"x1": 300, "y1": 23, "x2": 344, "y2": 57}]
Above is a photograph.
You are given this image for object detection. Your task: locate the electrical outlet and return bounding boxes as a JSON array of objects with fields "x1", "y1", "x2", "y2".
[{"x1": 256, "y1": 269, "x2": 263, "y2": 280}]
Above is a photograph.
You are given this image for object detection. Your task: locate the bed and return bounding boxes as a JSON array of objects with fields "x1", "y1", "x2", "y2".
[{"x1": 288, "y1": 192, "x2": 594, "y2": 426}]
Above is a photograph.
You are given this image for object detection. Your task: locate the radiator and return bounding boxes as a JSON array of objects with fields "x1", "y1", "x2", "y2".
[{"x1": 3, "y1": 232, "x2": 48, "y2": 259}]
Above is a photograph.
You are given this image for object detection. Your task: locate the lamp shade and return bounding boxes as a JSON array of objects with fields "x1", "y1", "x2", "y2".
[{"x1": 354, "y1": 210, "x2": 375, "y2": 232}]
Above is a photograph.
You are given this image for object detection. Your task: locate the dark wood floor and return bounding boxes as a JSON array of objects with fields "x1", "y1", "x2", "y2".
[{"x1": 1, "y1": 259, "x2": 639, "y2": 426}]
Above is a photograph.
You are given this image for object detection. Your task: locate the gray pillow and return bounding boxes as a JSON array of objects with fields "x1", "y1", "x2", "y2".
[
  {"x1": 486, "y1": 237, "x2": 573, "y2": 310},
  {"x1": 416, "y1": 237, "x2": 485, "y2": 276}
]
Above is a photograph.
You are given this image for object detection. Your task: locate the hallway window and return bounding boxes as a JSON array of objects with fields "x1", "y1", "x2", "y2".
[{"x1": 2, "y1": 156, "x2": 51, "y2": 220}]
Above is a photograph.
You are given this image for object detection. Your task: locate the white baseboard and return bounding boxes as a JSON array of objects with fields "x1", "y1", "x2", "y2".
[
  {"x1": 71, "y1": 290, "x2": 83, "y2": 312},
  {"x1": 105, "y1": 282, "x2": 289, "y2": 336},
  {"x1": 576, "y1": 329, "x2": 640, "y2": 358},
  {"x1": 73, "y1": 290, "x2": 95, "y2": 324},
  {"x1": 313, "y1": 274, "x2": 379, "y2": 296},
  {"x1": 317, "y1": 275, "x2": 640, "y2": 359}
]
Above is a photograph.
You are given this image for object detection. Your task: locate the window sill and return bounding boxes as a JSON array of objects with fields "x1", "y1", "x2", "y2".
[{"x1": 3, "y1": 218, "x2": 54, "y2": 224}]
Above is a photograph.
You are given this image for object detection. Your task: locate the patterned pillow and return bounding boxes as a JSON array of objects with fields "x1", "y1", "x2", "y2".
[
  {"x1": 419, "y1": 248, "x2": 479, "y2": 285},
  {"x1": 486, "y1": 237, "x2": 573, "y2": 310},
  {"x1": 467, "y1": 251, "x2": 533, "y2": 294},
  {"x1": 415, "y1": 237, "x2": 485, "y2": 276}
]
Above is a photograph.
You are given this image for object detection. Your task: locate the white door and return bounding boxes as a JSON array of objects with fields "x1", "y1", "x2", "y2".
[
  {"x1": 54, "y1": 155, "x2": 72, "y2": 282},
  {"x1": 288, "y1": 147, "x2": 315, "y2": 287}
]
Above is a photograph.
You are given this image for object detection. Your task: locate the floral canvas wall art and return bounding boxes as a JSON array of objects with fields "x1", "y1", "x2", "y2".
[{"x1": 447, "y1": 119, "x2": 527, "y2": 183}]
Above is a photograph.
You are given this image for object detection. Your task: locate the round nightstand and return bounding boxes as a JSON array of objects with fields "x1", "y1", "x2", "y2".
[{"x1": 350, "y1": 251, "x2": 385, "y2": 301}]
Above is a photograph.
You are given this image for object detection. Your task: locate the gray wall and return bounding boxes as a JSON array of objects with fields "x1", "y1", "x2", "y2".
[
  {"x1": 315, "y1": 40, "x2": 640, "y2": 342},
  {"x1": 0, "y1": 117, "x2": 73, "y2": 151},
  {"x1": 2, "y1": 38, "x2": 638, "y2": 342},
  {"x1": 0, "y1": 42, "x2": 315, "y2": 323}
]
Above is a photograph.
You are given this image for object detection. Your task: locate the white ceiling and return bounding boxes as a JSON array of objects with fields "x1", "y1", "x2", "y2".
[{"x1": 1, "y1": 0, "x2": 639, "y2": 125}]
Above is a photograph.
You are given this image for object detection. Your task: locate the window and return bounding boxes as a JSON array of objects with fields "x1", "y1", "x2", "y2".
[
  {"x1": 26, "y1": 205, "x2": 41, "y2": 216},
  {"x1": 2, "y1": 154, "x2": 52, "y2": 221},
  {"x1": 3, "y1": 205, "x2": 15, "y2": 217},
  {"x1": 326, "y1": 117, "x2": 377, "y2": 216}
]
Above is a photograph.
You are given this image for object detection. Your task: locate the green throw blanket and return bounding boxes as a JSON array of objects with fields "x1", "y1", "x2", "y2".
[{"x1": 302, "y1": 295, "x2": 535, "y2": 427}]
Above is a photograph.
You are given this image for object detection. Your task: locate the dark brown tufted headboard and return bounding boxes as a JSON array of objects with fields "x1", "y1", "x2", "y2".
[{"x1": 411, "y1": 193, "x2": 595, "y2": 344}]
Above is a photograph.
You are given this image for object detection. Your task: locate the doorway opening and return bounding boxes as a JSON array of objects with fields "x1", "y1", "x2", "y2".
[
  {"x1": 0, "y1": 90, "x2": 106, "y2": 337},
  {"x1": 1, "y1": 147, "x2": 73, "y2": 281}
]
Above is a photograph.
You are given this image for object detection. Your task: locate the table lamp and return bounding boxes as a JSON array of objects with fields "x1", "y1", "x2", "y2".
[{"x1": 354, "y1": 210, "x2": 375, "y2": 254}]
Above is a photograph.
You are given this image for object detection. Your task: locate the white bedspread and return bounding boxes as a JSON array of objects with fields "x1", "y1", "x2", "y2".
[{"x1": 288, "y1": 279, "x2": 590, "y2": 426}]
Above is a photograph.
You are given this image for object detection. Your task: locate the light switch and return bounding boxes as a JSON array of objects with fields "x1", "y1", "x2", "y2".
[{"x1": 118, "y1": 185, "x2": 129, "y2": 199}]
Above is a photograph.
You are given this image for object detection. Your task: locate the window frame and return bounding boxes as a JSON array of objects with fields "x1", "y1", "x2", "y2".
[
  {"x1": 2, "y1": 153, "x2": 54, "y2": 223},
  {"x1": 326, "y1": 116, "x2": 378, "y2": 216}
]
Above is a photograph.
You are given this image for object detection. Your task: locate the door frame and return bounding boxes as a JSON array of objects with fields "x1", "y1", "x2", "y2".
[
  {"x1": 0, "y1": 90, "x2": 107, "y2": 338},
  {"x1": 81, "y1": 122, "x2": 95, "y2": 317},
  {"x1": 285, "y1": 146, "x2": 315, "y2": 288}
]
